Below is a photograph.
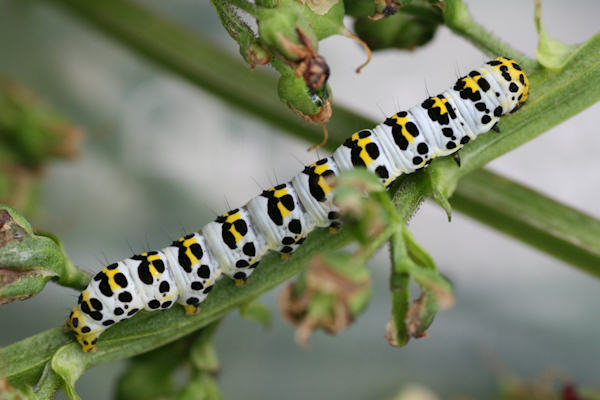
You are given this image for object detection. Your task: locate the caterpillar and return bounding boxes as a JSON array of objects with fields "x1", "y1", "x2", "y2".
[{"x1": 67, "y1": 57, "x2": 529, "y2": 352}]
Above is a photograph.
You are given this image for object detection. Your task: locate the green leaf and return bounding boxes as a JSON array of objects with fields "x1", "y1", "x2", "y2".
[
  {"x1": 115, "y1": 322, "x2": 222, "y2": 400},
  {"x1": 0, "y1": 205, "x2": 90, "y2": 304},
  {"x1": 289, "y1": 0, "x2": 346, "y2": 39},
  {"x1": 50, "y1": 344, "x2": 89, "y2": 400},
  {"x1": 32, "y1": 362, "x2": 61, "y2": 400},
  {"x1": 534, "y1": 0, "x2": 583, "y2": 70},
  {"x1": 174, "y1": 373, "x2": 224, "y2": 400},
  {"x1": 426, "y1": 166, "x2": 454, "y2": 221},
  {"x1": 115, "y1": 342, "x2": 182, "y2": 400},
  {"x1": 401, "y1": 226, "x2": 437, "y2": 271},
  {"x1": 387, "y1": 225, "x2": 453, "y2": 347},
  {"x1": 387, "y1": 231, "x2": 411, "y2": 347},
  {"x1": 403, "y1": 289, "x2": 438, "y2": 338},
  {"x1": 257, "y1": 6, "x2": 319, "y2": 60},
  {"x1": 238, "y1": 298, "x2": 272, "y2": 328},
  {"x1": 275, "y1": 60, "x2": 324, "y2": 116}
]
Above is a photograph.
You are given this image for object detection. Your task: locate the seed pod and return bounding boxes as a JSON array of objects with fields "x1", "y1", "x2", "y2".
[{"x1": 258, "y1": 8, "x2": 319, "y2": 62}]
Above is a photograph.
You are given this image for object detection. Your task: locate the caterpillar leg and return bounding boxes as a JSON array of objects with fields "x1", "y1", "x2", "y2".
[
  {"x1": 183, "y1": 304, "x2": 202, "y2": 315},
  {"x1": 491, "y1": 123, "x2": 500, "y2": 132},
  {"x1": 452, "y1": 152, "x2": 461, "y2": 167},
  {"x1": 235, "y1": 278, "x2": 248, "y2": 287}
]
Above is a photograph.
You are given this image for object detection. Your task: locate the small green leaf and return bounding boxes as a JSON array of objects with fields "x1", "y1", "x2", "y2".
[
  {"x1": 238, "y1": 298, "x2": 272, "y2": 328},
  {"x1": 0, "y1": 205, "x2": 90, "y2": 304},
  {"x1": 51, "y1": 344, "x2": 89, "y2": 400},
  {"x1": 290, "y1": 0, "x2": 346, "y2": 39},
  {"x1": 401, "y1": 225, "x2": 436, "y2": 271},
  {"x1": 276, "y1": 64, "x2": 323, "y2": 116},
  {"x1": 403, "y1": 289, "x2": 438, "y2": 338},
  {"x1": 257, "y1": 7, "x2": 318, "y2": 61},
  {"x1": 407, "y1": 266, "x2": 454, "y2": 310},
  {"x1": 174, "y1": 373, "x2": 224, "y2": 400},
  {"x1": 334, "y1": 169, "x2": 387, "y2": 232},
  {"x1": 534, "y1": 0, "x2": 582, "y2": 70},
  {"x1": 298, "y1": 0, "x2": 341, "y2": 17},
  {"x1": 32, "y1": 362, "x2": 61, "y2": 400},
  {"x1": 425, "y1": 160, "x2": 455, "y2": 220},
  {"x1": 387, "y1": 231, "x2": 411, "y2": 347},
  {"x1": 115, "y1": 344, "x2": 180, "y2": 400},
  {"x1": 387, "y1": 226, "x2": 453, "y2": 347}
]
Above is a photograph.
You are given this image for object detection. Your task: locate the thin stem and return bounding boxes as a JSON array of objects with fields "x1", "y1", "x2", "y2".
[
  {"x1": 210, "y1": 0, "x2": 256, "y2": 41},
  {"x1": 388, "y1": 230, "x2": 411, "y2": 345},
  {"x1": 452, "y1": 169, "x2": 600, "y2": 277}
]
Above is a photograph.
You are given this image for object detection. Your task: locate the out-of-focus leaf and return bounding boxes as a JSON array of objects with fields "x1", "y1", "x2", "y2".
[
  {"x1": 238, "y1": 298, "x2": 272, "y2": 328},
  {"x1": 0, "y1": 205, "x2": 90, "y2": 304}
]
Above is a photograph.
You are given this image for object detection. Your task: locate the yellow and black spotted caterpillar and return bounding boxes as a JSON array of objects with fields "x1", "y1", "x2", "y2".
[{"x1": 67, "y1": 57, "x2": 529, "y2": 352}]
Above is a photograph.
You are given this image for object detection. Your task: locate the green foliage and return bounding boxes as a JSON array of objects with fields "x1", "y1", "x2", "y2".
[
  {"x1": 238, "y1": 298, "x2": 272, "y2": 328},
  {"x1": 116, "y1": 322, "x2": 222, "y2": 400},
  {"x1": 534, "y1": 0, "x2": 582, "y2": 70},
  {"x1": 1, "y1": 0, "x2": 599, "y2": 398}
]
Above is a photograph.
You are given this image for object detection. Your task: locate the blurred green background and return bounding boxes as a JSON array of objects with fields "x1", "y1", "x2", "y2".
[{"x1": 1, "y1": 0, "x2": 599, "y2": 399}]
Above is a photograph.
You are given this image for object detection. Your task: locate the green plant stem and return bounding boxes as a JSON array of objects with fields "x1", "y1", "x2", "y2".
[
  {"x1": 452, "y1": 169, "x2": 600, "y2": 277},
  {"x1": 34, "y1": 362, "x2": 62, "y2": 400},
  {"x1": 388, "y1": 230, "x2": 411, "y2": 346}
]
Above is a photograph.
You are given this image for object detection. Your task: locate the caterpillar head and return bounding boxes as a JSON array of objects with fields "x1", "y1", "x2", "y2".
[
  {"x1": 67, "y1": 287, "x2": 106, "y2": 352},
  {"x1": 486, "y1": 56, "x2": 529, "y2": 113},
  {"x1": 66, "y1": 306, "x2": 101, "y2": 352}
]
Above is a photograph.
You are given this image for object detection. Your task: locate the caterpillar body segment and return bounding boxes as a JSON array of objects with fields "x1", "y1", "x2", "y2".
[
  {"x1": 161, "y1": 232, "x2": 221, "y2": 315},
  {"x1": 202, "y1": 207, "x2": 269, "y2": 282},
  {"x1": 246, "y1": 183, "x2": 316, "y2": 255},
  {"x1": 291, "y1": 157, "x2": 341, "y2": 228},
  {"x1": 67, "y1": 57, "x2": 529, "y2": 352}
]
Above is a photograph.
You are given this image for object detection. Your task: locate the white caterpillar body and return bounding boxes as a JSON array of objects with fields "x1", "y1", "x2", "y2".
[{"x1": 68, "y1": 57, "x2": 529, "y2": 352}]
